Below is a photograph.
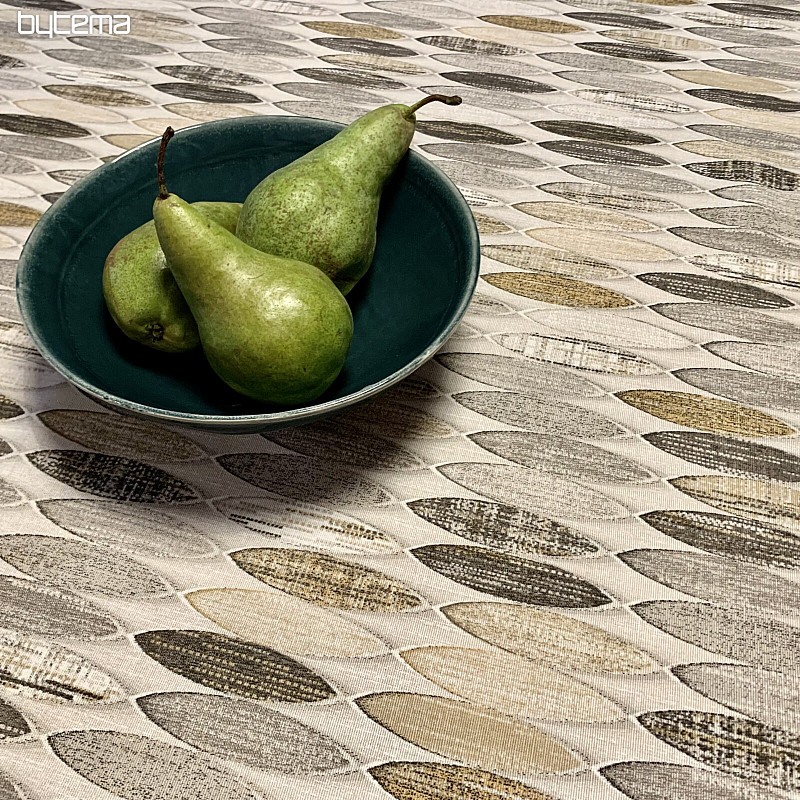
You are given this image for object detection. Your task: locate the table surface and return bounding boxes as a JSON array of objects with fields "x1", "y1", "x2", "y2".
[{"x1": 1, "y1": 1, "x2": 800, "y2": 798}]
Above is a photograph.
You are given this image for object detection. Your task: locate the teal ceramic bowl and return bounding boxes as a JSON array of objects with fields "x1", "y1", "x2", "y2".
[{"x1": 17, "y1": 116, "x2": 479, "y2": 433}]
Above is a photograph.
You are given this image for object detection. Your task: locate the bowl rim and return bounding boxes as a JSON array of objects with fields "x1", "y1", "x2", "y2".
[{"x1": 17, "y1": 114, "x2": 480, "y2": 425}]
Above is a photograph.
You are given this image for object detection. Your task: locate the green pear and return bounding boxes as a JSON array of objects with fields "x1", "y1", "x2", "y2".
[
  {"x1": 236, "y1": 93, "x2": 462, "y2": 295},
  {"x1": 153, "y1": 129, "x2": 353, "y2": 405},
  {"x1": 103, "y1": 201, "x2": 241, "y2": 353}
]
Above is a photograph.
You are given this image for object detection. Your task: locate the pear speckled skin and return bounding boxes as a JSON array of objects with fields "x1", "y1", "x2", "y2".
[
  {"x1": 103, "y1": 201, "x2": 241, "y2": 353},
  {"x1": 237, "y1": 97, "x2": 461, "y2": 295},
  {"x1": 154, "y1": 193, "x2": 353, "y2": 406}
]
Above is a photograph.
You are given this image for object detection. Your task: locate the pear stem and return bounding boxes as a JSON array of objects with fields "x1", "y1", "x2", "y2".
[
  {"x1": 405, "y1": 94, "x2": 462, "y2": 117},
  {"x1": 157, "y1": 127, "x2": 174, "y2": 200}
]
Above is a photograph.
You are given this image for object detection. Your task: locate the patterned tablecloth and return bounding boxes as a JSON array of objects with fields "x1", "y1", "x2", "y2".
[{"x1": 1, "y1": 0, "x2": 800, "y2": 797}]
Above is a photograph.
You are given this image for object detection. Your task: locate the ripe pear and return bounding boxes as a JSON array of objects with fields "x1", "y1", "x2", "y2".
[
  {"x1": 153, "y1": 129, "x2": 353, "y2": 406},
  {"x1": 103, "y1": 201, "x2": 241, "y2": 353},
  {"x1": 236, "y1": 93, "x2": 462, "y2": 295}
]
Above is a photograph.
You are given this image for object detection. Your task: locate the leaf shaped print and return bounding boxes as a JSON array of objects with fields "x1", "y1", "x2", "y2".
[
  {"x1": 412, "y1": 545, "x2": 611, "y2": 607},
  {"x1": 37, "y1": 410, "x2": 206, "y2": 461},
  {"x1": 617, "y1": 390, "x2": 794, "y2": 436},
  {"x1": 469, "y1": 432, "x2": 655, "y2": 484},
  {"x1": 482, "y1": 272, "x2": 634, "y2": 308},
  {"x1": 530, "y1": 310, "x2": 691, "y2": 349},
  {"x1": 370, "y1": 761, "x2": 554, "y2": 800},
  {"x1": 673, "y1": 367, "x2": 800, "y2": 414},
  {"x1": 619, "y1": 549, "x2": 800, "y2": 614},
  {"x1": 0, "y1": 575, "x2": 120, "y2": 639},
  {"x1": 0, "y1": 697, "x2": 29, "y2": 744},
  {"x1": 401, "y1": 646, "x2": 622, "y2": 722},
  {"x1": 444, "y1": 602, "x2": 656, "y2": 674},
  {"x1": 26, "y1": 450, "x2": 200, "y2": 503},
  {"x1": 636, "y1": 272, "x2": 792, "y2": 309},
  {"x1": 135, "y1": 629, "x2": 335, "y2": 702},
  {"x1": 185, "y1": 589, "x2": 387, "y2": 657},
  {"x1": 217, "y1": 453, "x2": 391, "y2": 505},
  {"x1": 0, "y1": 394, "x2": 22, "y2": 420},
  {"x1": 49, "y1": 730, "x2": 261, "y2": 800},
  {"x1": 212, "y1": 496, "x2": 398, "y2": 554},
  {"x1": 643, "y1": 431, "x2": 800, "y2": 481},
  {"x1": 336, "y1": 396, "x2": 454, "y2": 438},
  {"x1": 642, "y1": 507, "x2": 800, "y2": 567},
  {"x1": 437, "y1": 463, "x2": 629, "y2": 519},
  {"x1": 37, "y1": 499, "x2": 215, "y2": 558},
  {"x1": 601, "y1": 761, "x2": 789, "y2": 800},
  {"x1": 638, "y1": 710, "x2": 800, "y2": 791},
  {"x1": 453, "y1": 391, "x2": 624, "y2": 438},
  {"x1": 230, "y1": 548, "x2": 424, "y2": 612},
  {"x1": 704, "y1": 341, "x2": 800, "y2": 380},
  {"x1": 0, "y1": 630, "x2": 125, "y2": 703},
  {"x1": 527, "y1": 228, "x2": 674, "y2": 262},
  {"x1": 480, "y1": 244, "x2": 623, "y2": 280},
  {"x1": 0, "y1": 535, "x2": 171, "y2": 598},
  {"x1": 436, "y1": 353, "x2": 603, "y2": 397},
  {"x1": 407, "y1": 498, "x2": 598, "y2": 557},
  {"x1": 356, "y1": 693, "x2": 580, "y2": 774},
  {"x1": 669, "y1": 474, "x2": 800, "y2": 534},
  {"x1": 264, "y1": 420, "x2": 425, "y2": 470},
  {"x1": 633, "y1": 601, "x2": 800, "y2": 672},
  {"x1": 137, "y1": 692, "x2": 352, "y2": 773},
  {"x1": 493, "y1": 334, "x2": 662, "y2": 375},
  {"x1": 674, "y1": 663, "x2": 800, "y2": 735}
]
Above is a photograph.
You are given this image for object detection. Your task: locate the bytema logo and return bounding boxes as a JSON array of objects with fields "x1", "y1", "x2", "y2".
[{"x1": 17, "y1": 10, "x2": 131, "y2": 37}]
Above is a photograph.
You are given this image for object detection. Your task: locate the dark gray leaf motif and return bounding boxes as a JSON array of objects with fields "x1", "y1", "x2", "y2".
[
  {"x1": 0, "y1": 535, "x2": 171, "y2": 598},
  {"x1": 44, "y1": 84, "x2": 150, "y2": 106},
  {"x1": 633, "y1": 601, "x2": 800, "y2": 672},
  {"x1": 539, "y1": 51, "x2": 656, "y2": 72},
  {"x1": 0, "y1": 630, "x2": 125, "y2": 703},
  {"x1": 711, "y1": 2, "x2": 800, "y2": 19},
  {"x1": 453, "y1": 391, "x2": 623, "y2": 437},
  {"x1": 674, "y1": 663, "x2": 800, "y2": 735},
  {"x1": 26, "y1": 450, "x2": 200, "y2": 503},
  {"x1": 264, "y1": 420, "x2": 425, "y2": 470},
  {"x1": 619, "y1": 549, "x2": 800, "y2": 613},
  {"x1": 411, "y1": 544, "x2": 611, "y2": 607},
  {"x1": 406, "y1": 497, "x2": 598, "y2": 557},
  {"x1": 415, "y1": 120, "x2": 525, "y2": 145},
  {"x1": 0, "y1": 698, "x2": 29, "y2": 740},
  {"x1": 567, "y1": 12, "x2": 671, "y2": 28},
  {"x1": 683, "y1": 160, "x2": 800, "y2": 190},
  {"x1": 532, "y1": 119, "x2": 658, "y2": 145},
  {"x1": 642, "y1": 509, "x2": 800, "y2": 568},
  {"x1": 538, "y1": 139, "x2": 668, "y2": 166},
  {"x1": 311, "y1": 36, "x2": 416, "y2": 57},
  {"x1": 49, "y1": 730, "x2": 261, "y2": 800},
  {"x1": 295, "y1": 67, "x2": 405, "y2": 90},
  {"x1": 637, "y1": 273, "x2": 791, "y2": 308},
  {"x1": 152, "y1": 83, "x2": 261, "y2": 104},
  {"x1": 0, "y1": 394, "x2": 21, "y2": 420},
  {"x1": 687, "y1": 88, "x2": 800, "y2": 112},
  {"x1": 417, "y1": 34, "x2": 525, "y2": 56},
  {"x1": 471, "y1": 432, "x2": 654, "y2": 484},
  {"x1": 135, "y1": 630, "x2": 335, "y2": 701},
  {"x1": 441, "y1": 71, "x2": 555, "y2": 93},
  {"x1": 638, "y1": 710, "x2": 800, "y2": 791},
  {"x1": 601, "y1": 761, "x2": 789, "y2": 800},
  {"x1": 37, "y1": 499, "x2": 215, "y2": 558},
  {"x1": 577, "y1": 41, "x2": 688, "y2": 61},
  {"x1": 137, "y1": 692, "x2": 351, "y2": 773},
  {"x1": 217, "y1": 453, "x2": 391, "y2": 505},
  {"x1": 0, "y1": 575, "x2": 121, "y2": 639},
  {"x1": 44, "y1": 49, "x2": 144, "y2": 71},
  {"x1": 230, "y1": 547, "x2": 424, "y2": 612},
  {"x1": 155, "y1": 64, "x2": 260, "y2": 86},
  {"x1": 0, "y1": 114, "x2": 88, "y2": 138},
  {"x1": 644, "y1": 431, "x2": 800, "y2": 481}
]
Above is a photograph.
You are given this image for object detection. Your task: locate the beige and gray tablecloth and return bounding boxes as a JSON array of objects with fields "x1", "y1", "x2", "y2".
[{"x1": 1, "y1": 0, "x2": 800, "y2": 798}]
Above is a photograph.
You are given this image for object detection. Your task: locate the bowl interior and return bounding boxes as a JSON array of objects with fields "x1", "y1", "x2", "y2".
[{"x1": 18, "y1": 116, "x2": 478, "y2": 426}]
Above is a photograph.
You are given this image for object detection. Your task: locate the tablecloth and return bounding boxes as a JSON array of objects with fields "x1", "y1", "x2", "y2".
[{"x1": 0, "y1": 0, "x2": 799, "y2": 797}]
